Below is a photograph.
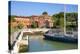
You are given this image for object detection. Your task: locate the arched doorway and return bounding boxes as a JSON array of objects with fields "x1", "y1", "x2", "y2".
[
  {"x1": 45, "y1": 20, "x2": 49, "y2": 28},
  {"x1": 35, "y1": 21, "x2": 38, "y2": 28}
]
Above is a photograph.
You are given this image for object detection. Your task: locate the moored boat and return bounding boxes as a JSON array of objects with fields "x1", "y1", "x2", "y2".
[{"x1": 43, "y1": 30, "x2": 78, "y2": 43}]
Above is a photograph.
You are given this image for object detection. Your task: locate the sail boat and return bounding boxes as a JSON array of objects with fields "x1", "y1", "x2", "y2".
[{"x1": 43, "y1": 4, "x2": 78, "y2": 43}]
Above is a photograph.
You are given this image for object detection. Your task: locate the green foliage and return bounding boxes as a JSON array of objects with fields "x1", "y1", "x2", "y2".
[
  {"x1": 17, "y1": 23, "x2": 24, "y2": 29},
  {"x1": 19, "y1": 45, "x2": 28, "y2": 52},
  {"x1": 60, "y1": 17, "x2": 64, "y2": 27},
  {"x1": 52, "y1": 12, "x2": 78, "y2": 30},
  {"x1": 66, "y1": 12, "x2": 78, "y2": 30},
  {"x1": 52, "y1": 12, "x2": 64, "y2": 28},
  {"x1": 31, "y1": 21, "x2": 38, "y2": 28}
]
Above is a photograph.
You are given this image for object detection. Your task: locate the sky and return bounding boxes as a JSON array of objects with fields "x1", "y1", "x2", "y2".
[{"x1": 9, "y1": 1, "x2": 78, "y2": 16}]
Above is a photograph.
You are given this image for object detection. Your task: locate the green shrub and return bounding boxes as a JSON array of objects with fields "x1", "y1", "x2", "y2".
[{"x1": 19, "y1": 45, "x2": 28, "y2": 53}]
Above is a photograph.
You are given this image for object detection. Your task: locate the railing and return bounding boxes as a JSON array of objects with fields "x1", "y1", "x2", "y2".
[
  {"x1": 11, "y1": 31, "x2": 23, "y2": 54},
  {"x1": 11, "y1": 29, "x2": 29, "y2": 54}
]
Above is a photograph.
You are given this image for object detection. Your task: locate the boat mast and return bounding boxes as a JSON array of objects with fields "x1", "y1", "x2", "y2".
[{"x1": 64, "y1": 4, "x2": 66, "y2": 35}]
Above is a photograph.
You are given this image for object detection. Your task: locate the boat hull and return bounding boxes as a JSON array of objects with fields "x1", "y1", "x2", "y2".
[{"x1": 43, "y1": 34, "x2": 78, "y2": 43}]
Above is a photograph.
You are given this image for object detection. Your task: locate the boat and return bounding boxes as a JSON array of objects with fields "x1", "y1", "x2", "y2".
[
  {"x1": 43, "y1": 5, "x2": 78, "y2": 43},
  {"x1": 43, "y1": 30, "x2": 78, "y2": 43}
]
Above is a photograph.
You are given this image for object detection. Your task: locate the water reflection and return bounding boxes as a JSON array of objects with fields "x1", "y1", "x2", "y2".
[{"x1": 29, "y1": 35, "x2": 78, "y2": 52}]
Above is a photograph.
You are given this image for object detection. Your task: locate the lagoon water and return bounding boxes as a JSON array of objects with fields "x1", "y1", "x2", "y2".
[{"x1": 28, "y1": 35, "x2": 77, "y2": 52}]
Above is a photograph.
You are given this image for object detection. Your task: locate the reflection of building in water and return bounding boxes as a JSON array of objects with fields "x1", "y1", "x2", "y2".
[{"x1": 14, "y1": 12, "x2": 53, "y2": 28}]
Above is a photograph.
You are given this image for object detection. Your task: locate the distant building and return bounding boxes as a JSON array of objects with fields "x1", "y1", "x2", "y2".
[
  {"x1": 14, "y1": 16, "x2": 32, "y2": 28},
  {"x1": 14, "y1": 12, "x2": 53, "y2": 28}
]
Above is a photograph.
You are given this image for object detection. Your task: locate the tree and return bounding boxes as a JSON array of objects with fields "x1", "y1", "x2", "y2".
[
  {"x1": 17, "y1": 23, "x2": 24, "y2": 29},
  {"x1": 65, "y1": 12, "x2": 78, "y2": 31},
  {"x1": 52, "y1": 12, "x2": 64, "y2": 28},
  {"x1": 31, "y1": 21, "x2": 38, "y2": 28}
]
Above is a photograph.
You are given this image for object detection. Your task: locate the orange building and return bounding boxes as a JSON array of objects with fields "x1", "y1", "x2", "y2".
[
  {"x1": 14, "y1": 13, "x2": 54, "y2": 28},
  {"x1": 14, "y1": 16, "x2": 32, "y2": 28}
]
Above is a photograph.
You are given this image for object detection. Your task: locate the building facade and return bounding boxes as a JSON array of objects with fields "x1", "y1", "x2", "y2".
[{"x1": 14, "y1": 13, "x2": 53, "y2": 28}]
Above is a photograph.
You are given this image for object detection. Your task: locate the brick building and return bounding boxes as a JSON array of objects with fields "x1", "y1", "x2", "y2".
[{"x1": 14, "y1": 12, "x2": 53, "y2": 28}]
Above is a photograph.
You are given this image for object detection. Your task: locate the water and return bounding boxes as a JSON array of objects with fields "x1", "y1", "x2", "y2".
[{"x1": 28, "y1": 35, "x2": 78, "y2": 52}]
